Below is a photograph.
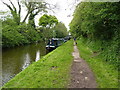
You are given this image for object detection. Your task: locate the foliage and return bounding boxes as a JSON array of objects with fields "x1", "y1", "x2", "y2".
[
  {"x1": 52, "y1": 22, "x2": 68, "y2": 38},
  {"x1": 39, "y1": 14, "x2": 58, "y2": 28},
  {"x1": 1, "y1": 0, "x2": 49, "y2": 47},
  {"x1": 3, "y1": 40, "x2": 73, "y2": 88},
  {"x1": 2, "y1": 18, "x2": 23, "y2": 47},
  {"x1": 38, "y1": 14, "x2": 58, "y2": 39},
  {"x1": 0, "y1": 19, "x2": 2, "y2": 47},
  {"x1": 2, "y1": 18, "x2": 42, "y2": 48},
  {"x1": 69, "y1": 2, "x2": 120, "y2": 66},
  {"x1": 38, "y1": 14, "x2": 68, "y2": 39},
  {"x1": 2, "y1": 13, "x2": 68, "y2": 48}
]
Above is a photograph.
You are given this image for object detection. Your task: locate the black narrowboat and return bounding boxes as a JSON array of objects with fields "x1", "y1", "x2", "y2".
[{"x1": 46, "y1": 38, "x2": 64, "y2": 51}]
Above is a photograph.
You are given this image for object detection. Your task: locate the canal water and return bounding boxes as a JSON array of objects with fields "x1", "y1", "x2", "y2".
[{"x1": 2, "y1": 42, "x2": 47, "y2": 85}]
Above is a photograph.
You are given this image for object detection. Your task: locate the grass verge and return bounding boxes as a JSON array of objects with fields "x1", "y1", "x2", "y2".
[
  {"x1": 3, "y1": 40, "x2": 73, "y2": 88},
  {"x1": 77, "y1": 39, "x2": 118, "y2": 88}
]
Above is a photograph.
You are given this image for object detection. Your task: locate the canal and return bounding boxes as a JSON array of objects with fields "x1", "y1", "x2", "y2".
[{"x1": 2, "y1": 42, "x2": 47, "y2": 85}]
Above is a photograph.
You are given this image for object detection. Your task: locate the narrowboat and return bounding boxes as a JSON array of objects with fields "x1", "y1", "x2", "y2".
[{"x1": 46, "y1": 38, "x2": 64, "y2": 51}]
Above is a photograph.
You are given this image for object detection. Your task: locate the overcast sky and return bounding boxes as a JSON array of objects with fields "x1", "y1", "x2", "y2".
[
  {"x1": 43, "y1": 0, "x2": 81, "y2": 29},
  {"x1": 0, "y1": 0, "x2": 81, "y2": 29}
]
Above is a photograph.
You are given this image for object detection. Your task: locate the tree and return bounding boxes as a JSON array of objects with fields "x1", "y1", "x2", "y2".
[
  {"x1": 2, "y1": 0, "x2": 47, "y2": 25},
  {"x1": 39, "y1": 14, "x2": 58, "y2": 28},
  {"x1": 38, "y1": 15, "x2": 68, "y2": 38},
  {"x1": 70, "y1": 2, "x2": 120, "y2": 40},
  {"x1": 53, "y1": 22, "x2": 68, "y2": 38},
  {"x1": 2, "y1": 0, "x2": 21, "y2": 25},
  {"x1": 38, "y1": 14, "x2": 58, "y2": 39},
  {"x1": 22, "y1": 1, "x2": 47, "y2": 27},
  {"x1": 69, "y1": 2, "x2": 120, "y2": 66}
]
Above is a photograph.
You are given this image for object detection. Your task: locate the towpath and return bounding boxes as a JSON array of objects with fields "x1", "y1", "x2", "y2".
[{"x1": 68, "y1": 42, "x2": 97, "y2": 88}]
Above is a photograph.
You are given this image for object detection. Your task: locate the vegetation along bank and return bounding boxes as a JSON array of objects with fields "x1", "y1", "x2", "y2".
[
  {"x1": 69, "y1": 2, "x2": 119, "y2": 88},
  {"x1": 1, "y1": 0, "x2": 68, "y2": 48}
]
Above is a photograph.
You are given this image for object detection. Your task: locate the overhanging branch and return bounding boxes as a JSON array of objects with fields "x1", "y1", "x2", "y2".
[
  {"x1": 9, "y1": 0, "x2": 17, "y2": 13},
  {"x1": 2, "y1": 1, "x2": 13, "y2": 11}
]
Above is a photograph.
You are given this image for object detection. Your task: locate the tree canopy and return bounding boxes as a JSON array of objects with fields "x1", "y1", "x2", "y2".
[
  {"x1": 38, "y1": 14, "x2": 68, "y2": 39},
  {"x1": 53, "y1": 22, "x2": 68, "y2": 38},
  {"x1": 2, "y1": 0, "x2": 48, "y2": 25},
  {"x1": 70, "y1": 2, "x2": 120, "y2": 40},
  {"x1": 39, "y1": 14, "x2": 58, "y2": 28}
]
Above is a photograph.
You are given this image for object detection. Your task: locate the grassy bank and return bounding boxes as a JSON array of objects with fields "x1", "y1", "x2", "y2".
[
  {"x1": 77, "y1": 39, "x2": 118, "y2": 88},
  {"x1": 3, "y1": 40, "x2": 73, "y2": 88}
]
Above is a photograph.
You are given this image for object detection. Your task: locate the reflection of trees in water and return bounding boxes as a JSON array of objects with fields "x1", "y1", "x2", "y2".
[
  {"x1": 35, "y1": 50, "x2": 40, "y2": 62},
  {"x1": 2, "y1": 42, "x2": 47, "y2": 86},
  {"x1": 21, "y1": 42, "x2": 46, "y2": 69},
  {"x1": 22, "y1": 53, "x2": 31, "y2": 70}
]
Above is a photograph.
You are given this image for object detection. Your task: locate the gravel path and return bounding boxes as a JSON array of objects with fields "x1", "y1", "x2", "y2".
[{"x1": 68, "y1": 42, "x2": 97, "y2": 88}]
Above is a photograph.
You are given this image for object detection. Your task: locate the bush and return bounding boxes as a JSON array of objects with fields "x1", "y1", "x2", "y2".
[{"x1": 2, "y1": 18, "x2": 42, "y2": 48}]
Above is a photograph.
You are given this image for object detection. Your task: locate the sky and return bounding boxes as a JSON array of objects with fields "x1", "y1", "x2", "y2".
[{"x1": 0, "y1": 0, "x2": 81, "y2": 30}]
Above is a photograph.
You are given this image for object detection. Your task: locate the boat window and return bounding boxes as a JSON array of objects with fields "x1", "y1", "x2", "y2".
[{"x1": 47, "y1": 39, "x2": 55, "y2": 46}]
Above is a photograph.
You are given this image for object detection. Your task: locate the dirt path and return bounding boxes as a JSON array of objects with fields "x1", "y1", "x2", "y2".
[{"x1": 68, "y1": 42, "x2": 97, "y2": 88}]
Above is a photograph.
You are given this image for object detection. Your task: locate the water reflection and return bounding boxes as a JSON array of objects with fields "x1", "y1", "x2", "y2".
[
  {"x1": 22, "y1": 53, "x2": 31, "y2": 70},
  {"x1": 35, "y1": 50, "x2": 40, "y2": 62},
  {"x1": 2, "y1": 42, "x2": 46, "y2": 85}
]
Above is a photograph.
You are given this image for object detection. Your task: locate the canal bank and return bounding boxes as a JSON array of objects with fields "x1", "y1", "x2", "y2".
[
  {"x1": 3, "y1": 40, "x2": 73, "y2": 88},
  {"x1": 2, "y1": 41, "x2": 47, "y2": 86}
]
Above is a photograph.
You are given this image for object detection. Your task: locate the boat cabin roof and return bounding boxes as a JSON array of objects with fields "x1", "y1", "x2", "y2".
[{"x1": 50, "y1": 38, "x2": 64, "y2": 41}]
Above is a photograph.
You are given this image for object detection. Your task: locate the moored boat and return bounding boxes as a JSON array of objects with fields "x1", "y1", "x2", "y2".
[{"x1": 46, "y1": 38, "x2": 64, "y2": 51}]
